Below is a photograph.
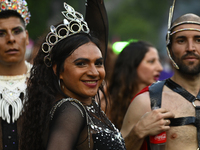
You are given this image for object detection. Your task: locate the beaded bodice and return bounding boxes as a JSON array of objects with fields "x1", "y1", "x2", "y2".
[
  {"x1": 0, "y1": 61, "x2": 32, "y2": 123},
  {"x1": 50, "y1": 98, "x2": 126, "y2": 150}
]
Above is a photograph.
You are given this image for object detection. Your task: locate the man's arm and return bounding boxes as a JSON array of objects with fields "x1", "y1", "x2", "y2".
[{"x1": 121, "y1": 92, "x2": 174, "y2": 150}]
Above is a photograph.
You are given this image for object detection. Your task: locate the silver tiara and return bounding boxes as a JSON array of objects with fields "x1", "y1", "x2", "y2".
[{"x1": 42, "y1": 2, "x2": 90, "y2": 61}]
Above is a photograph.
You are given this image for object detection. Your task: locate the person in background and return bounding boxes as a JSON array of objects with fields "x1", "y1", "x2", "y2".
[
  {"x1": 0, "y1": 0, "x2": 31, "y2": 149},
  {"x1": 20, "y1": 1, "x2": 126, "y2": 150},
  {"x1": 121, "y1": 0, "x2": 200, "y2": 149},
  {"x1": 108, "y1": 40, "x2": 163, "y2": 130}
]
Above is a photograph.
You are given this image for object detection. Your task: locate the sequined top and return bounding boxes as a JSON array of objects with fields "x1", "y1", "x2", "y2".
[{"x1": 48, "y1": 98, "x2": 126, "y2": 150}]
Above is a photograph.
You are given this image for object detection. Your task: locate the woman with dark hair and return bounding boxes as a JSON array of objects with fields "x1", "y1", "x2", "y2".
[
  {"x1": 20, "y1": 1, "x2": 126, "y2": 150},
  {"x1": 108, "y1": 41, "x2": 163, "y2": 130}
]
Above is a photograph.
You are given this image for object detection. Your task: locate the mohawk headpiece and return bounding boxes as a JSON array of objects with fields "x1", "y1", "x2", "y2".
[
  {"x1": 166, "y1": 0, "x2": 179, "y2": 69},
  {"x1": 42, "y1": 2, "x2": 90, "y2": 67},
  {"x1": 166, "y1": 0, "x2": 200, "y2": 69},
  {"x1": 0, "y1": 0, "x2": 30, "y2": 26}
]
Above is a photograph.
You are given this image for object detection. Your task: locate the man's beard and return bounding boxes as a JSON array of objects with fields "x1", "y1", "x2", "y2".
[{"x1": 171, "y1": 52, "x2": 200, "y2": 75}]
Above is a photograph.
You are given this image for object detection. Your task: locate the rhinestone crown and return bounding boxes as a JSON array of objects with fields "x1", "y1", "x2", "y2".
[
  {"x1": 42, "y1": 2, "x2": 90, "y2": 56},
  {"x1": 0, "y1": 0, "x2": 30, "y2": 26}
]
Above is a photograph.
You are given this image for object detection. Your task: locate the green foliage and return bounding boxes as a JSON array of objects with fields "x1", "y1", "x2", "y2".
[
  {"x1": 26, "y1": 0, "x2": 85, "y2": 41},
  {"x1": 26, "y1": 0, "x2": 51, "y2": 40},
  {"x1": 26, "y1": 0, "x2": 170, "y2": 47},
  {"x1": 25, "y1": 0, "x2": 199, "y2": 51},
  {"x1": 107, "y1": 0, "x2": 170, "y2": 46}
]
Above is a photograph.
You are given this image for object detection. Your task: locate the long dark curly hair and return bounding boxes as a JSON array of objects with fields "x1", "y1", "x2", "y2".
[
  {"x1": 108, "y1": 41, "x2": 154, "y2": 130},
  {"x1": 20, "y1": 33, "x2": 107, "y2": 150}
]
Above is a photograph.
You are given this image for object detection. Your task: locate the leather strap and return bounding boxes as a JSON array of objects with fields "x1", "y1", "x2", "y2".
[
  {"x1": 165, "y1": 78, "x2": 200, "y2": 103},
  {"x1": 150, "y1": 78, "x2": 200, "y2": 148},
  {"x1": 149, "y1": 80, "x2": 166, "y2": 109},
  {"x1": 196, "y1": 107, "x2": 200, "y2": 149},
  {"x1": 149, "y1": 80, "x2": 195, "y2": 127},
  {"x1": 169, "y1": 116, "x2": 195, "y2": 126}
]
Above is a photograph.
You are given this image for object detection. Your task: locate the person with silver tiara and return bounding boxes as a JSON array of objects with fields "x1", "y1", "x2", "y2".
[
  {"x1": 121, "y1": 0, "x2": 200, "y2": 150},
  {"x1": 20, "y1": 1, "x2": 126, "y2": 150},
  {"x1": 0, "y1": 0, "x2": 31, "y2": 150}
]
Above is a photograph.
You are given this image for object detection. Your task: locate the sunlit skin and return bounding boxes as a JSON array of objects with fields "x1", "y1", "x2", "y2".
[
  {"x1": 59, "y1": 42, "x2": 105, "y2": 104},
  {"x1": 0, "y1": 16, "x2": 29, "y2": 75},
  {"x1": 136, "y1": 47, "x2": 163, "y2": 86}
]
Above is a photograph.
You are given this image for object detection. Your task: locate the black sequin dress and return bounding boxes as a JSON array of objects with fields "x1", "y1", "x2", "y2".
[{"x1": 48, "y1": 98, "x2": 126, "y2": 150}]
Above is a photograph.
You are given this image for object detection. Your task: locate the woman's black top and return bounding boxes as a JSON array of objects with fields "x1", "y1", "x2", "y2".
[{"x1": 47, "y1": 98, "x2": 126, "y2": 150}]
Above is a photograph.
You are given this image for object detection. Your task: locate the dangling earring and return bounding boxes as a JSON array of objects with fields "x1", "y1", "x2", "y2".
[
  {"x1": 62, "y1": 84, "x2": 65, "y2": 91},
  {"x1": 58, "y1": 79, "x2": 61, "y2": 87},
  {"x1": 58, "y1": 79, "x2": 65, "y2": 91}
]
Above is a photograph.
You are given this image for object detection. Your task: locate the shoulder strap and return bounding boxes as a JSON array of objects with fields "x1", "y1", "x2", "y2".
[
  {"x1": 149, "y1": 80, "x2": 196, "y2": 127},
  {"x1": 148, "y1": 79, "x2": 199, "y2": 148},
  {"x1": 50, "y1": 98, "x2": 86, "y2": 120},
  {"x1": 147, "y1": 80, "x2": 166, "y2": 150},
  {"x1": 149, "y1": 80, "x2": 166, "y2": 109}
]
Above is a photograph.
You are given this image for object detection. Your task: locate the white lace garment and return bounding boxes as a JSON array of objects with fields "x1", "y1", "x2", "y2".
[{"x1": 0, "y1": 61, "x2": 32, "y2": 123}]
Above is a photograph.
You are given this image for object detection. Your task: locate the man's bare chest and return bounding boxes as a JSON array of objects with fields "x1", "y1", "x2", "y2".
[
  {"x1": 162, "y1": 91, "x2": 195, "y2": 117},
  {"x1": 161, "y1": 90, "x2": 198, "y2": 149}
]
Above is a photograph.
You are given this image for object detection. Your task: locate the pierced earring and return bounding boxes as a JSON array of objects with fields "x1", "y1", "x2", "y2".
[
  {"x1": 58, "y1": 79, "x2": 61, "y2": 87},
  {"x1": 58, "y1": 79, "x2": 65, "y2": 91}
]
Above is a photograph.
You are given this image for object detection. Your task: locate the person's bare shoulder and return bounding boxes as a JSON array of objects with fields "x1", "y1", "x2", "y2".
[{"x1": 121, "y1": 91, "x2": 151, "y2": 138}]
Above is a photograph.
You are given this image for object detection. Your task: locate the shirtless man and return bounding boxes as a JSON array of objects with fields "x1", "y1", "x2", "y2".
[{"x1": 121, "y1": 2, "x2": 200, "y2": 150}]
